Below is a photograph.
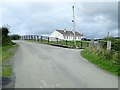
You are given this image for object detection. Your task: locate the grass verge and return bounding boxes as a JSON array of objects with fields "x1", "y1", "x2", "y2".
[
  {"x1": 0, "y1": 43, "x2": 18, "y2": 76},
  {"x1": 0, "y1": 65, "x2": 12, "y2": 76},
  {"x1": 2, "y1": 43, "x2": 17, "y2": 62},
  {"x1": 81, "y1": 48, "x2": 120, "y2": 76}
]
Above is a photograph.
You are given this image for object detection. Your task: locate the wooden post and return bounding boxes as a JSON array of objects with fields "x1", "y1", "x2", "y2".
[
  {"x1": 90, "y1": 38, "x2": 94, "y2": 49},
  {"x1": 41, "y1": 36, "x2": 42, "y2": 42},
  {"x1": 48, "y1": 37, "x2": 49, "y2": 43},
  {"x1": 34, "y1": 36, "x2": 36, "y2": 41},
  {"x1": 31, "y1": 35, "x2": 32, "y2": 40},
  {"x1": 37, "y1": 36, "x2": 39, "y2": 41},
  {"x1": 66, "y1": 40, "x2": 67, "y2": 46},
  {"x1": 56, "y1": 38, "x2": 58, "y2": 44},
  {"x1": 81, "y1": 42, "x2": 82, "y2": 47}
]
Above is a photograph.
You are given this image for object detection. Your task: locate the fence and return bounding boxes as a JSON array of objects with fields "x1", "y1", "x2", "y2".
[
  {"x1": 20, "y1": 35, "x2": 90, "y2": 49},
  {"x1": 90, "y1": 40, "x2": 119, "y2": 51}
]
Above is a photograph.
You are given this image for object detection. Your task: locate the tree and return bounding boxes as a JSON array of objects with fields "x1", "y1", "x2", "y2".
[
  {"x1": 2, "y1": 27, "x2": 9, "y2": 36},
  {"x1": 10, "y1": 34, "x2": 20, "y2": 40},
  {"x1": 0, "y1": 26, "x2": 12, "y2": 46}
]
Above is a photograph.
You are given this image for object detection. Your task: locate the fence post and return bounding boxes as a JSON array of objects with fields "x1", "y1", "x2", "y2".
[
  {"x1": 41, "y1": 36, "x2": 42, "y2": 42},
  {"x1": 107, "y1": 41, "x2": 111, "y2": 50},
  {"x1": 81, "y1": 42, "x2": 82, "y2": 47},
  {"x1": 25, "y1": 35, "x2": 26, "y2": 40},
  {"x1": 48, "y1": 37, "x2": 49, "y2": 43},
  {"x1": 87, "y1": 42, "x2": 89, "y2": 47},
  {"x1": 90, "y1": 38, "x2": 94, "y2": 49},
  {"x1": 34, "y1": 35, "x2": 36, "y2": 41},
  {"x1": 26, "y1": 35, "x2": 28, "y2": 40},
  {"x1": 56, "y1": 38, "x2": 58, "y2": 44},
  {"x1": 24, "y1": 36, "x2": 25, "y2": 40},
  {"x1": 31, "y1": 35, "x2": 33, "y2": 40},
  {"x1": 27, "y1": 35, "x2": 29, "y2": 40},
  {"x1": 97, "y1": 41, "x2": 100, "y2": 50},
  {"x1": 28, "y1": 35, "x2": 29, "y2": 40},
  {"x1": 26, "y1": 35, "x2": 27, "y2": 40},
  {"x1": 34, "y1": 36, "x2": 36, "y2": 41},
  {"x1": 66, "y1": 40, "x2": 67, "y2": 46},
  {"x1": 37, "y1": 36, "x2": 39, "y2": 41}
]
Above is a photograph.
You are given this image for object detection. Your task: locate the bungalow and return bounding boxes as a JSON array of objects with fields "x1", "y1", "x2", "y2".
[{"x1": 50, "y1": 29, "x2": 84, "y2": 41}]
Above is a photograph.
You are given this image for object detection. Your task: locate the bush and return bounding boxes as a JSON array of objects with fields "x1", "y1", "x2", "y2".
[{"x1": 2, "y1": 36, "x2": 12, "y2": 46}]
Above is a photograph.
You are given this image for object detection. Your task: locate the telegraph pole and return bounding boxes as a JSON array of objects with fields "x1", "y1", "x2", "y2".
[{"x1": 72, "y1": 6, "x2": 76, "y2": 48}]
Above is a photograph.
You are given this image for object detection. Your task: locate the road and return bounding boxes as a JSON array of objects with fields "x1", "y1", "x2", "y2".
[{"x1": 12, "y1": 40, "x2": 118, "y2": 88}]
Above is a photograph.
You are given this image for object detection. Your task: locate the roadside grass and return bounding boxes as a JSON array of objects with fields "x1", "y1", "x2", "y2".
[
  {"x1": 0, "y1": 65, "x2": 12, "y2": 76},
  {"x1": 2, "y1": 44, "x2": 17, "y2": 62},
  {"x1": 2, "y1": 45, "x2": 12, "y2": 62},
  {"x1": 0, "y1": 47, "x2": 2, "y2": 63},
  {"x1": 81, "y1": 48, "x2": 120, "y2": 76},
  {"x1": 0, "y1": 43, "x2": 18, "y2": 76}
]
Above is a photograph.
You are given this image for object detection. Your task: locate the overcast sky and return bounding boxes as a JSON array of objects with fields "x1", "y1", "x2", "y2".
[{"x1": 0, "y1": 1, "x2": 118, "y2": 38}]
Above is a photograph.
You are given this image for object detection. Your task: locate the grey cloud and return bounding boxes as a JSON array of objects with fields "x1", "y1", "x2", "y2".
[{"x1": 1, "y1": 2, "x2": 118, "y2": 38}]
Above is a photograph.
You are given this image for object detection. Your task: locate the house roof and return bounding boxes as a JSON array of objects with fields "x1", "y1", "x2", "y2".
[{"x1": 56, "y1": 29, "x2": 83, "y2": 37}]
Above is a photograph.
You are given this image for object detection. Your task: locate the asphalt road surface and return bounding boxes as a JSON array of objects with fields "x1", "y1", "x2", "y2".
[{"x1": 12, "y1": 40, "x2": 118, "y2": 88}]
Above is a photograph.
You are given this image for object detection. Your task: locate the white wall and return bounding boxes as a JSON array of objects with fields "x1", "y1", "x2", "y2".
[
  {"x1": 50, "y1": 31, "x2": 64, "y2": 41},
  {"x1": 65, "y1": 36, "x2": 82, "y2": 41},
  {"x1": 50, "y1": 30, "x2": 83, "y2": 41},
  {"x1": 76, "y1": 37, "x2": 82, "y2": 41}
]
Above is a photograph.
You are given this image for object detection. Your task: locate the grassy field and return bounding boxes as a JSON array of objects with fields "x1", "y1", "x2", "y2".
[{"x1": 81, "y1": 48, "x2": 120, "y2": 76}]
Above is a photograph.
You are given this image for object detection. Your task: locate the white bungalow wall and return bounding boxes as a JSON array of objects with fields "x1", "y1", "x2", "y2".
[
  {"x1": 64, "y1": 36, "x2": 82, "y2": 41},
  {"x1": 50, "y1": 31, "x2": 64, "y2": 41},
  {"x1": 50, "y1": 30, "x2": 83, "y2": 41}
]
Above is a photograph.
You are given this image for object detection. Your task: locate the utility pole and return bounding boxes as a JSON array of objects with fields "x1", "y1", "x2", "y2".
[
  {"x1": 72, "y1": 6, "x2": 76, "y2": 48},
  {"x1": 107, "y1": 32, "x2": 109, "y2": 37}
]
